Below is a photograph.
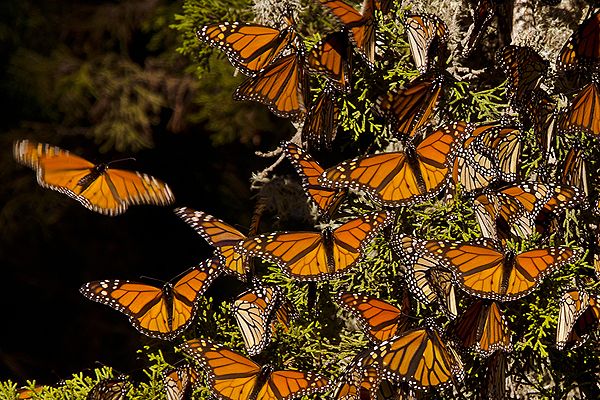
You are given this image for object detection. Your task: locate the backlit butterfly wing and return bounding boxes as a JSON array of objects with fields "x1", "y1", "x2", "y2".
[
  {"x1": 237, "y1": 211, "x2": 392, "y2": 281},
  {"x1": 421, "y1": 240, "x2": 577, "y2": 301},
  {"x1": 451, "y1": 122, "x2": 521, "y2": 193},
  {"x1": 556, "y1": 288, "x2": 600, "y2": 350},
  {"x1": 300, "y1": 86, "x2": 341, "y2": 152},
  {"x1": 561, "y1": 148, "x2": 588, "y2": 196},
  {"x1": 87, "y1": 377, "x2": 130, "y2": 400},
  {"x1": 320, "y1": 122, "x2": 466, "y2": 207},
  {"x1": 181, "y1": 338, "x2": 329, "y2": 400},
  {"x1": 448, "y1": 300, "x2": 512, "y2": 357},
  {"x1": 163, "y1": 364, "x2": 198, "y2": 400},
  {"x1": 558, "y1": 81, "x2": 600, "y2": 137},
  {"x1": 318, "y1": 0, "x2": 376, "y2": 65},
  {"x1": 80, "y1": 258, "x2": 221, "y2": 340},
  {"x1": 375, "y1": 74, "x2": 444, "y2": 138},
  {"x1": 307, "y1": 31, "x2": 352, "y2": 91},
  {"x1": 557, "y1": 11, "x2": 600, "y2": 71},
  {"x1": 336, "y1": 292, "x2": 408, "y2": 342},
  {"x1": 361, "y1": 327, "x2": 464, "y2": 390},
  {"x1": 197, "y1": 21, "x2": 296, "y2": 74},
  {"x1": 13, "y1": 140, "x2": 174, "y2": 216},
  {"x1": 233, "y1": 51, "x2": 308, "y2": 120},
  {"x1": 496, "y1": 45, "x2": 549, "y2": 107},
  {"x1": 403, "y1": 13, "x2": 449, "y2": 74},
  {"x1": 391, "y1": 234, "x2": 457, "y2": 318},
  {"x1": 283, "y1": 141, "x2": 346, "y2": 216},
  {"x1": 175, "y1": 207, "x2": 249, "y2": 280}
]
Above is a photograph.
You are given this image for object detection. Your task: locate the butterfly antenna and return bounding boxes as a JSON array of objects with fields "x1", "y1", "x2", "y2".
[{"x1": 107, "y1": 157, "x2": 137, "y2": 166}]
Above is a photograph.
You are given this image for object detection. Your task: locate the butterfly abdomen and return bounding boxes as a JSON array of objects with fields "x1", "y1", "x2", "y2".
[
  {"x1": 76, "y1": 164, "x2": 107, "y2": 190},
  {"x1": 322, "y1": 227, "x2": 337, "y2": 274}
]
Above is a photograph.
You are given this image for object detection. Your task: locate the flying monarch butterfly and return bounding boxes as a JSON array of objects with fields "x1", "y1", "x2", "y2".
[
  {"x1": 358, "y1": 326, "x2": 464, "y2": 390},
  {"x1": 462, "y1": 0, "x2": 495, "y2": 57},
  {"x1": 13, "y1": 140, "x2": 174, "y2": 216},
  {"x1": 318, "y1": 0, "x2": 376, "y2": 65},
  {"x1": 556, "y1": 288, "x2": 600, "y2": 350},
  {"x1": 558, "y1": 80, "x2": 600, "y2": 137},
  {"x1": 496, "y1": 45, "x2": 549, "y2": 107},
  {"x1": 87, "y1": 376, "x2": 130, "y2": 400},
  {"x1": 557, "y1": 10, "x2": 600, "y2": 72},
  {"x1": 447, "y1": 300, "x2": 512, "y2": 357},
  {"x1": 80, "y1": 258, "x2": 222, "y2": 340},
  {"x1": 180, "y1": 338, "x2": 330, "y2": 400},
  {"x1": 416, "y1": 238, "x2": 578, "y2": 301},
  {"x1": 232, "y1": 280, "x2": 296, "y2": 356},
  {"x1": 282, "y1": 141, "x2": 346, "y2": 218},
  {"x1": 300, "y1": 86, "x2": 342, "y2": 152},
  {"x1": 236, "y1": 211, "x2": 392, "y2": 281},
  {"x1": 391, "y1": 234, "x2": 457, "y2": 318},
  {"x1": 473, "y1": 182, "x2": 584, "y2": 241},
  {"x1": 196, "y1": 16, "x2": 297, "y2": 75},
  {"x1": 307, "y1": 31, "x2": 352, "y2": 91},
  {"x1": 451, "y1": 121, "x2": 522, "y2": 193},
  {"x1": 403, "y1": 13, "x2": 449, "y2": 74},
  {"x1": 233, "y1": 45, "x2": 309, "y2": 120},
  {"x1": 336, "y1": 292, "x2": 410, "y2": 342},
  {"x1": 320, "y1": 122, "x2": 467, "y2": 207},
  {"x1": 375, "y1": 73, "x2": 444, "y2": 139},
  {"x1": 163, "y1": 364, "x2": 199, "y2": 400},
  {"x1": 175, "y1": 207, "x2": 250, "y2": 280}
]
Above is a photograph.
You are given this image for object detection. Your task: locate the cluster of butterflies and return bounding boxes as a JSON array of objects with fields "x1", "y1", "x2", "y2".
[{"x1": 11, "y1": 3, "x2": 600, "y2": 400}]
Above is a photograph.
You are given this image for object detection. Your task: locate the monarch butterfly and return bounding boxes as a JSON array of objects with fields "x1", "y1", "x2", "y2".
[
  {"x1": 416, "y1": 239, "x2": 577, "y2": 301},
  {"x1": 557, "y1": 10, "x2": 600, "y2": 71},
  {"x1": 196, "y1": 17, "x2": 297, "y2": 75},
  {"x1": 403, "y1": 13, "x2": 449, "y2": 74},
  {"x1": 80, "y1": 258, "x2": 222, "y2": 340},
  {"x1": 447, "y1": 300, "x2": 512, "y2": 357},
  {"x1": 307, "y1": 31, "x2": 352, "y2": 91},
  {"x1": 87, "y1": 376, "x2": 130, "y2": 400},
  {"x1": 375, "y1": 74, "x2": 444, "y2": 138},
  {"x1": 451, "y1": 121, "x2": 522, "y2": 193},
  {"x1": 300, "y1": 86, "x2": 342, "y2": 151},
  {"x1": 484, "y1": 351, "x2": 507, "y2": 400},
  {"x1": 556, "y1": 288, "x2": 600, "y2": 350},
  {"x1": 180, "y1": 338, "x2": 330, "y2": 399},
  {"x1": 175, "y1": 207, "x2": 249, "y2": 280},
  {"x1": 496, "y1": 45, "x2": 549, "y2": 107},
  {"x1": 336, "y1": 292, "x2": 410, "y2": 342},
  {"x1": 320, "y1": 122, "x2": 467, "y2": 207},
  {"x1": 282, "y1": 141, "x2": 346, "y2": 217},
  {"x1": 232, "y1": 280, "x2": 296, "y2": 356},
  {"x1": 473, "y1": 182, "x2": 584, "y2": 241},
  {"x1": 524, "y1": 89, "x2": 557, "y2": 155},
  {"x1": 163, "y1": 364, "x2": 199, "y2": 400},
  {"x1": 462, "y1": 0, "x2": 495, "y2": 57},
  {"x1": 318, "y1": 0, "x2": 376, "y2": 65},
  {"x1": 13, "y1": 140, "x2": 174, "y2": 216},
  {"x1": 391, "y1": 234, "x2": 457, "y2": 318},
  {"x1": 16, "y1": 385, "x2": 45, "y2": 399},
  {"x1": 558, "y1": 80, "x2": 600, "y2": 137},
  {"x1": 561, "y1": 148, "x2": 588, "y2": 197},
  {"x1": 359, "y1": 326, "x2": 464, "y2": 390},
  {"x1": 236, "y1": 211, "x2": 392, "y2": 281},
  {"x1": 233, "y1": 46, "x2": 309, "y2": 120}
]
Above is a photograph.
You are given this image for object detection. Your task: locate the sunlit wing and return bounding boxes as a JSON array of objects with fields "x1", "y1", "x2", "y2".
[{"x1": 558, "y1": 81, "x2": 600, "y2": 137}]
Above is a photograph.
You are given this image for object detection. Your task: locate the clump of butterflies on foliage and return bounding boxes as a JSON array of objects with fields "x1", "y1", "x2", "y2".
[{"x1": 10, "y1": 0, "x2": 600, "y2": 398}]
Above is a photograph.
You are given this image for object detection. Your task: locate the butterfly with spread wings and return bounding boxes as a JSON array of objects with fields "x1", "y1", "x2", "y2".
[
  {"x1": 320, "y1": 122, "x2": 466, "y2": 207},
  {"x1": 391, "y1": 234, "x2": 457, "y2": 318},
  {"x1": 556, "y1": 288, "x2": 600, "y2": 350},
  {"x1": 318, "y1": 0, "x2": 376, "y2": 66},
  {"x1": 282, "y1": 141, "x2": 346, "y2": 218},
  {"x1": 232, "y1": 279, "x2": 296, "y2": 356},
  {"x1": 236, "y1": 211, "x2": 392, "y2": 281},
  {"x1": 175, "y1": 207, "x2": 250, "y2": 280},
  {"x1": 403, "y1": 13, "x2": 449, "y2": 74},
  {"x1": 13, "y1": 140, "x2": 174, "y2": 216},
  {"x1": 300, "y1": 86, "x2": 342, "y2": 152},
  {"x1": 336, "y1": 292, "x2": 410, "y2": 342},
  {"x1": 375, "y1": 73, "x2": 445, "y2": 139},
  {"x1": 87, "y1": 376, "x2": 130, "y2": 400},
  {"x1": 557, "y1": 10, "x2": 600, "y2": 72},
  {"x1": 447, "y1": 300, "x2": 512, "y2": 357},
  {"x1": 80, "y1": 258, "x2": 221, "y2": 340},
  {"x1": 163, "y1": 364, "x2": 199, "y2": 400},
  {"x1": 307, "y1": 31, "x2": 352, "y2": 91},
  {"x1": 451, "y1": 120, "x2": 522, "y2": 194},
  {"x1": 416, "y1": 239, "x2": 578, "y2": 302},
  {"x1": 181, "y1": 338, "x2": 329, "y2": 400},
  {"x1": 558, "y1": 80, "x2": 600, "y2": 138}
]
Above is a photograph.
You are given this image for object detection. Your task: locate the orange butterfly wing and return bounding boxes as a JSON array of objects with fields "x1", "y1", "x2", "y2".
[
  {"x1": 557, "y1": 11, "x2": 600, "y2": 71},
  {"x1": 300, "y1": 87, "x2": 341, "y2": 152},
  {"x1": 558, "y1": 81, "x2": 600, "y2": 137},
  {"x1": 307, "y1": 31, "x2": 352, "y2": 90},
  {"x1": 556, "y1": 288, "x2": 600, "y2": 350},
  {"x1": 256, "y1": 371, "x2": 329, "y2": 400}
]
